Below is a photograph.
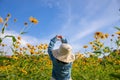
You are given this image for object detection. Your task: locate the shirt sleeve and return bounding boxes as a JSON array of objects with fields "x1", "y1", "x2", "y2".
[
  {"x1": 61, "y1": 38, "x2": 68, "y2": 43},
  {"x1": 48, "y1": 36, "x2": 57, "y2": 60}
]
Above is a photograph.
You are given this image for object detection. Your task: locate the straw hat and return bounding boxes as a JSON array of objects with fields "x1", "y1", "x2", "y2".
[{"x1": 52, "y1": 43, "x2": 75, "y2": 63}]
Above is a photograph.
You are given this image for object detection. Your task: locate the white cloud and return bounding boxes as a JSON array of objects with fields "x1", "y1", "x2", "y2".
[{"x1": 0, "y1": 30, "x2": 49, "y2": 55}]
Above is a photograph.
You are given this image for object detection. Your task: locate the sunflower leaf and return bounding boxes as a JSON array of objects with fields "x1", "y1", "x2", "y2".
[
  {"x1": 93, "y1": 50, "x2": 102, "y2": 53},
  {"x1": 2, "y1": 26, "x2": 5, "y2": 34},
  {"x1": 115, "y1": 26, "x2": 120, "y2": 31},
  {"x1": 4, "y1": 35, "x2": 16, "y2": 42},
  {"x1": 20, "y1": 32, "x2": 27, "y2": 34},
  {"x1": 0, "y1": 38, "x2": 2, "y2": 43}
]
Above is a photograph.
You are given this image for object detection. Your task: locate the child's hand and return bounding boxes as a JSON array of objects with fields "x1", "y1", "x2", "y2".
[{"x1": 56, "y1": 35, "x2": 62, "y2": 40}]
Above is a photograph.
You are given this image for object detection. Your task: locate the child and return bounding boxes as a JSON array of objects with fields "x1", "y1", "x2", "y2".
[{"x1": 48, "y1": 35, "x2": 75, "y2": 80}]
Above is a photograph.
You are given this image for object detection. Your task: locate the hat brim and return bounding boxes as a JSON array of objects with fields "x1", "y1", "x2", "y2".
[{"x1": 52, "y1": 49, "x2": 75, "y2": 63}]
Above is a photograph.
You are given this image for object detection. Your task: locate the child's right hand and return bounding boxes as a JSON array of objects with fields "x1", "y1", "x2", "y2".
[{"x1": 56, "y1": 35, "x2": 62, "y2": 40}]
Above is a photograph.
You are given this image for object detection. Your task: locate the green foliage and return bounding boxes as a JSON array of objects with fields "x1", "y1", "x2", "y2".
[
  {"x1": 116, "y1": 40, "x2": 120, "y2": 46},
  {"x1": 114, "y1": 26, "x2": 120, "y2": 31},
  {"x1": 20, "y1": 32, "x2": 27, "y2": 35},
  {"x1": 0, "y1": 53, "x2": 120, "y2": 80},
  {"x1": 4, "y1": 35, "x2": 17, "y2": 43},
  {"x1": 1, "y1": 26, "x2": 5, "y2": 34},
  {"x1": 109, "y1": 73, "x2": 120, "y2": 79},
  {"x1": 103, "y1": 47, "x2": 110, "y2": 53},
  {"x1": 0, "y1": 38, "x2": 2, "y2": 43}
]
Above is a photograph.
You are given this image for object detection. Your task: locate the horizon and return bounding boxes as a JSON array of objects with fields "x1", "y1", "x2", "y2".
[{"x1": 0, "y1": 0, "x2": 120, "y2": 54}]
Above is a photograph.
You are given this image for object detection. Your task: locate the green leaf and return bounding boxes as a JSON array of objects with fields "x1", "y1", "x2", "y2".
[
  {"x1": 103, "y1": 47, "x2": 110, "y2": 53},
  {"x1": 0, "y1": 38, "x2": 2, "y2": 43},
  {"x1": 115, "y1": 26, "x2": 120, "y2": 31},
  {"x1": 12, "y1": 36, "x2": 16, "y2": 42},
  {"x1": 10, "y1": 47, "x2": 15, "y2": 53},
  {"x1": 93, "y1": 50, "x2": 102, "y2": 53},
  {"x1": 110, "y1": 73, "x2": 120, "y2": 79},
  {"x1": 116, "y1": 40, "x2": 120, "y2": 46},
  {"x1": 1, "y1": 26, "x2": 5, "y2": 34},
  {"x1": 4, "y1": 35, "x2": 16, "y2": 42},
  {"x1": 20, "y1": 32, "x2": 27, "y2": 34},
  {"x1": 94, "y1": 43, "x2": 99, "y2": 47}
]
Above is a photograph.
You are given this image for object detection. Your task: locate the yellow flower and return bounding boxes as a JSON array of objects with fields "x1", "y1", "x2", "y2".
[
  {"x1": 105, "y1": 33, "x2": 109, "y2": 38},
  {"x1": 15, "y1": 44, "x2": 19, "y2": 48},
  {"x1": 83, "y1": 45, "x2": 88, "y2": 48},
  {"x1": 29, "y1": 16, "x2": 38, "y2": 24},
  {"x1": 98, "y1": 58, "x2": 102, "y2": 62},
  {"x1": 100, "y1": 34, "x2": 106, "y2": 39},
  {"x1": 31, "y1": 46, "x2": 35, "y2": 50},
  {"x1": 94, "y1": 32, "x2": 103, "y2": 38},
  {"x1": 5, "y1": 18, "x2": 9, "y2": 22},
  {"x1": 44, "y1": 44, "x2": 48, "y2": 47},
  {"x1": 7, "y1": 13, "x2": 11, "y2": 18},
  {"x1": 75, "y1": 53, "x2": 84, "y2": 59},
  {"x1": 35, "y1": 52, "x2": 39, "y2": 54},
  {"x1": 21, "y1": 69, "x2": 27, "y2": 75},
  {"x1": 43, "y1": 44, "x2": 48, "y2": 50},
  {"x1": 0, "y1": 17, "x2": 3, "y2": 23},
  {"x1": 93, "y1": 46, "x2": 98, "y2": 50},
  {"x1": 116, "y1": 31, "x2": 120, "y2": 35},
  {"x1": 89, "y1": 42, "x2": 93, "y2": 45},
  {"x1": 20, "y1": 48, "x2": 23, "y2": 51},
  {"x1": 27, "y1": 43, "x2": 31, "y2": 48},
  {"x1": 30, "y1": 49, "x2": 35, "y2": 54},
  {"x1": 1, "y1": 43, "x2": 7, "y2": 47},
  {"x1": 12, "y1": 56, "x2": 19, "y2": 60},
  {"x1": 16, "y1": 41, "x2": 21, "y2": 45},
  {"x1": 17, "y1": 36, "x2": 21, "y2": 40}
]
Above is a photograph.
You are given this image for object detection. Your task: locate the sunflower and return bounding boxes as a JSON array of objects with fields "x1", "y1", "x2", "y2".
[
  {"x1": 26, "y1": 43, "x2": 31, "y2": 48},
  {"x1": 7, "y1": 13, "x2": 11, "y2": 18},
  {"x1": 89, "y1": 42, "x2": 93, "y2": 45},
  {"x1": 5, "y1": 18, "x2": 9, "y2": 22},
  {"x1": 98, "y1": 58, "x2": 102, "y2": 62},
  {"x1": 94, "y1": 32, "x2": 103, "y2": 39},
  {"x1": 21, "y1": 69, "x2": 27, "y2": 75},
  {"x1": 17, "y1": 36, "x2": 21, "y2": 40},
  {"x1": 100, "y1": 34, "x2": 106, "y2": 39},
  {"x1": 0, "y1": 17, "x2": 3, "y2": 23},
  {"x1": 29, "y1": 16, "x2": 38, "y2": 24},
  {"x1": 105, "y1": 33, "x2": 109, "y2": 38},
  {"x1": 83, "y1": 45, "x2": 88, "y2": 48},
  {"x1": 95, "y1": 32, "x2": 102, "y2": 36},
  {"x1": 116, "y1": 31, "x2": 120, "y2": 35},
  {"x1": 30, "y1": 49, "x2": 35, "y2": 54}
]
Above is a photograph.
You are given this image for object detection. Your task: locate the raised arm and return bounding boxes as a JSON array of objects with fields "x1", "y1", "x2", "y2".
[{"x1": 48, "y1": 36, "x2": 58, "y2": 60}]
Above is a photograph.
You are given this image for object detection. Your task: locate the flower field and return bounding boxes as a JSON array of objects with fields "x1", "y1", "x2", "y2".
[
  {"x1": 0, "y1": 14, "x2": 120, "y2": 80},
  {"x1": 0, "y1": 53, "x2": 120, "y2": 80}
]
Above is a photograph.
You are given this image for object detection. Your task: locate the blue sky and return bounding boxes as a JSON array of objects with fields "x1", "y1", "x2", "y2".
[{"x1": 0, "y1": 0, "x2": 120, "y2": 53}]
